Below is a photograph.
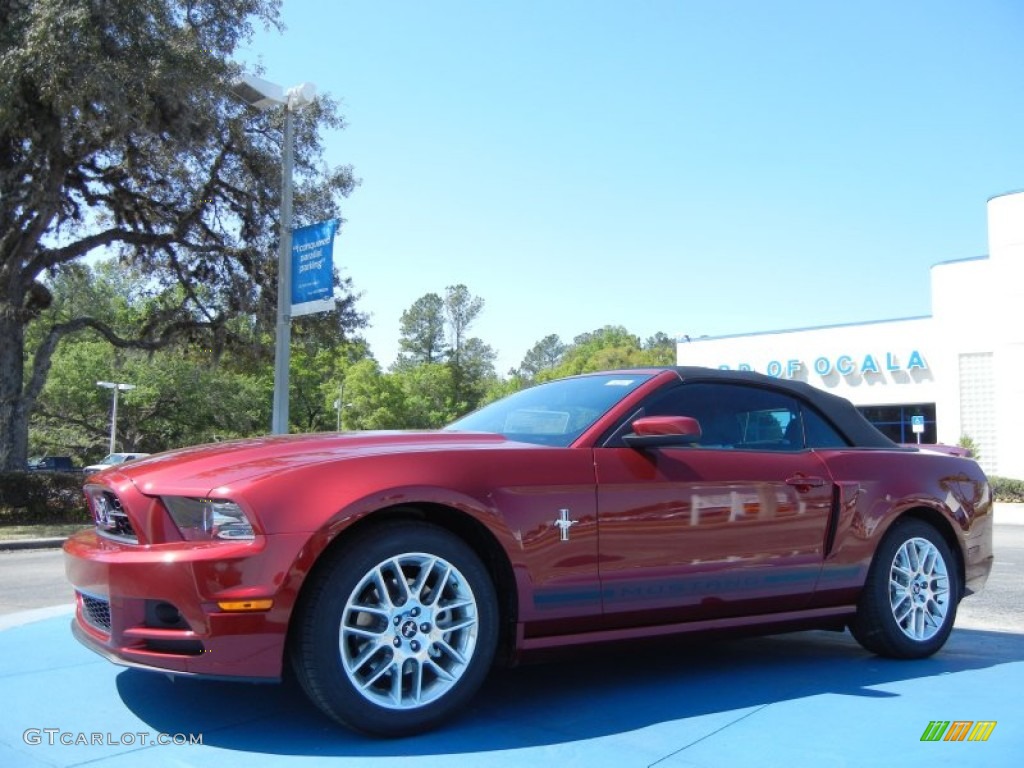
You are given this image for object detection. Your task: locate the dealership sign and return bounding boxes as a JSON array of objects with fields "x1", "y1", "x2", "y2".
[
  {"x1": 717, "y1": 351, "x2": 928, "y2": 379},
  {"x1": 290, "y1": 219, "x2": 337, "y2": 317}
]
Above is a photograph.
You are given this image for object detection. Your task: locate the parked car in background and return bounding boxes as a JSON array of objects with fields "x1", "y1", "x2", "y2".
[
  {"x1": 27, "y1": 456, "x2": 75, "y2": 472},
  {"x1": 65, "y1": 367, "x2": 994, "y2": 737},
  {"x1": 82, "y1": 452, "x2": 150, "y2": 475}
]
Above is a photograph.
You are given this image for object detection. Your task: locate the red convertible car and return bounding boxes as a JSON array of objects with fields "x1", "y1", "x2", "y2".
[{"x1": 65, "y1": 367, "x2": 993, "y2": 736}]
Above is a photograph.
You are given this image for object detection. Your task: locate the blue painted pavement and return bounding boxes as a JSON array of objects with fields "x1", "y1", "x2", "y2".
[{"x1": 0, "y1": 606, "x2": 1020, "y2": 767}]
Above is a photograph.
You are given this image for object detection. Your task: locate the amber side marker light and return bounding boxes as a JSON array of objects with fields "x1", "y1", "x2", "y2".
[{"x1": 217, "y1": 599, "x2": 273, "y2": 612}]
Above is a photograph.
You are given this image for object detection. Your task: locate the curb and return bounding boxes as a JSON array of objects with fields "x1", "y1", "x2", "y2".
[{"x1": 0, "y1": 537, "x2": 67, "y2": 552}]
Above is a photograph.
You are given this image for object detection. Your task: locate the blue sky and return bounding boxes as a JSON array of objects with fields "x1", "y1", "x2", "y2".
[{"x1": 240, "y1": 1, "x2": 1023, "y2": 374}]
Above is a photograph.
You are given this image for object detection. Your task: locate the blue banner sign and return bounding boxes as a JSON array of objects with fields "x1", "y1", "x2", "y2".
[{"x1": 291, "y1": 219, "x2": 337, "y2": 317}]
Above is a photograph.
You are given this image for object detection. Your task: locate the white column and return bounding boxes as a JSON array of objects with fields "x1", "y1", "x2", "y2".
[{"x1": 988, "y1": 191, "x2": 1024, "y2": 478}]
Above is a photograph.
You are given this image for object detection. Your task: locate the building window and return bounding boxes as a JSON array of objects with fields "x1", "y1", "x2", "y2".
[
  {"x1": 959, "y1": 352, "x2": 996, "y2": 474},
  {"x1": 856, "y1": 403, "x2": 936, "y2": 444}
]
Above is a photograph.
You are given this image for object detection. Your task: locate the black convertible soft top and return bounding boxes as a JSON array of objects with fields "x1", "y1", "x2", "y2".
[{"x1": 672, "y1": 366, "x2": 897, "y2": 449}]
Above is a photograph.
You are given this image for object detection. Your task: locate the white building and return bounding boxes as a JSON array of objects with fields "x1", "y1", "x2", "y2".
[{"x1": 676, "y1": 190, "x2": 1024, "y2": 479}]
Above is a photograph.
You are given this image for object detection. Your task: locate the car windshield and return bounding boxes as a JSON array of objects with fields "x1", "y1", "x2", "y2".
[
  {"x1": 98, "y1": 453, "x2": 129, "y2": 464},
  {"x1": 445, "y1": 373, "x2": 652, "y2": 446}
]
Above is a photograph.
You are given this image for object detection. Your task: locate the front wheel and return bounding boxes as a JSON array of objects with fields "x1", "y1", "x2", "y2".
[
  {"x1": 850, "y1": 518, "x2": 959, "y2": 658},
  {"x1": 290, "y1": 521, "x2": 499, "y2": 736}
]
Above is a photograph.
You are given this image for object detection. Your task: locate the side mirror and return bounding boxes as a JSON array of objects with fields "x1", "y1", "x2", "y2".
[{"x1": 622, "y1": 416, "x2": 702, "y2": 448}]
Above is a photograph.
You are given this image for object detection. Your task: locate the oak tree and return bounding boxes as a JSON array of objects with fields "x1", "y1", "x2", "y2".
[{"x1": 1, "y1": 0, "x2": 360, "y2": 468}]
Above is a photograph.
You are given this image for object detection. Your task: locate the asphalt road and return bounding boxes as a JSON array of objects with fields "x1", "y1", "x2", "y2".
[
  {"x1": 2, "y1": 523, "x2": 1022, "y2": 630},
  {"x1": 956, "y1": 523, "x2": 1024, "y2": 633},
  {"x1": 0, "y1": 548, "x2": 73, "y2": 616}
]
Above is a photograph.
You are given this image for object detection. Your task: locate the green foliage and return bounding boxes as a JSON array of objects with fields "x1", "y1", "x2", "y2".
[
  {"x1": 0, "y1": 472, "x2": 90, "y2": 525},
  {"x1": 390, "y1": 285, "x2": 497, "y2": 418},
  {"x1": 443, "y1": 284, "x2": 484, "y2": 362},
  {"x1": 342, "y1": 359, "x2": 410, "y2": 430},
  {"x1": 31, "y1": 338, "x2": 274, "y2": 460},
  {"x1": 394, "y1": 364, "x2": 460, "y2": 428},
  {"x1": 452, "y1": 336, "x2": 497, "y2": 412},
  {"x1": 958, "y1": 434, "x2": 979, "y2": 461},
  {"x1": 481, "y1": 374, "x2": 527, "y2": 406},
  {"x1": 518, "y1": 334, "x2": 567, "y2": 381},
  {"x1": 289, "y1": 342, "x2": 367, "y2": 433},
  {"x1": 396, "y1": 293, "x2": 446, "y2": 367},
  {"x1": 535, "y1": 325, "x2": 676, "y2": 381},
  {"x1": 643, "y1": 332, "x2": 677, "y2": 365},
  {"x1": 27, "y1": 259, "x2": 370, "y2": 456},
  {"x1": 991, "y1": 476, "x2": 1024, "y2": 503}
]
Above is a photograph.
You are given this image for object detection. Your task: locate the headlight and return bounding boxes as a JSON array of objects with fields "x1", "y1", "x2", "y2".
[{"x1": 162, "y1": 497, "x2": 255, "y2": 542}]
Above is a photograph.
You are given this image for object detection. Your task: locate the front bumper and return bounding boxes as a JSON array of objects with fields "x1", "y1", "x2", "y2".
[{"x1": 64, "y1": 529, "x2": 310, "y2": 680}]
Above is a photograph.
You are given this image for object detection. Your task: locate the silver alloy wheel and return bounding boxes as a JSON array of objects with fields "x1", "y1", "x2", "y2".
[
  {"x1": 888, "y1": 536, "x2": 950, "y2": 641},
  {"x1": 339, "y1": 553, "x2": 479, "y2": 710}
]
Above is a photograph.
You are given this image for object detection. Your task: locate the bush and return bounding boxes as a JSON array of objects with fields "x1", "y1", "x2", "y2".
[
  {"x1": 0, "y1": 472, "x2": 90, "y2": 525},
  {"x1": 958, "y1": 434, "x2": 979, "y2": 461},
  {"x1": 990, "y1": 476, "x2": 1024, "y2": 504}
]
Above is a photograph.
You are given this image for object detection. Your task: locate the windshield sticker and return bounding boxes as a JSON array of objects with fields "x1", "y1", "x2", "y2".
[{"x1": 606, "y1": 379, "x2": 636, "y2": 386}]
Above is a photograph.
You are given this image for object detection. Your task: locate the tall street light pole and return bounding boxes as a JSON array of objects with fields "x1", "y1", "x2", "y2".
[
  {"x1": 273, "y1": 104, "x2": 296, "y2": 435},
  {"x1": 230, "y1": 75, "x2": 317, "y2": 434},
  {"x1": 96, "y1": 381, "x2": 136, "y2": 454}
]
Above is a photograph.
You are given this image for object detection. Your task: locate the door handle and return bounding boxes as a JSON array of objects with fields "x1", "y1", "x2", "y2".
[{"x1": 786, "y1": 475, "x2": 826, "y2": 488}]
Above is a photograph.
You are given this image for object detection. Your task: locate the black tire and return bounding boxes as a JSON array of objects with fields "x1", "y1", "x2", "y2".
[
  {"x1": 850, "y1": 518, "x2": 959, "y2": 659},
  {"x1": 290, "y1": 521, "x2": 498, "y2": 736}
]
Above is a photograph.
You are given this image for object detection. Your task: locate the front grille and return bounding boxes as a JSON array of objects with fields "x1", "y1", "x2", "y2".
[
  {"x1": 90, "y1": 491, "x2": 137, "y2": 543},
  {"x1": 81, "y1": 593, "x2": 111, "y2": 633}
]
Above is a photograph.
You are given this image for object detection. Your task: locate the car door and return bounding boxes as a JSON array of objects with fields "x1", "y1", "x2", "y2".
[{"x1": 595, "y1": 381, "x2": 835, "y2": 626}]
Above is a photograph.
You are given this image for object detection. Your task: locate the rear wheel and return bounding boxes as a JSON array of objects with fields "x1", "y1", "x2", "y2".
[
  {"x1": 291, "y1": 521, "x2": 498, "y2": 736},
  {"x1": 850, "y1": 519, "x2": 959, "y2": 658}
]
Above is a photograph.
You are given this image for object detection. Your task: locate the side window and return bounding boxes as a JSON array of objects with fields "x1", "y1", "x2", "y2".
[
  {"x1": 800, "y1": 405, "x2": 850, "y2": 448},
  {"x1": 739, "y1": 406, "x2": 798, "y2": 448},
  {"x1": 632, "y1": 383, "x2": 804, "y2": 450},
  {"x1": 640, "y1": 383, "x2": 723, "y2": 446}
]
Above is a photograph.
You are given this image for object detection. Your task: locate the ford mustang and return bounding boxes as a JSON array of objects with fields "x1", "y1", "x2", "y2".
[{"x1": 64, "y1": 367, "x2": 993, "y2": 736}]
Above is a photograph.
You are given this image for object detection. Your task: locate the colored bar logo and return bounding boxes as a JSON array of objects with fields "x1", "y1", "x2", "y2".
[{"x1": 921, "y1": 721, "x2": 997, "y2": 742}]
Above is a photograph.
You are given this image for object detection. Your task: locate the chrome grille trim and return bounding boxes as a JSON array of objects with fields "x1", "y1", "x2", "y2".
[
  {"x1": 80, "y1": 592, "x2": 112, "y2": 633},
  {"x1": 89, "y1": 490, "x2": 138, "y2": 543}
]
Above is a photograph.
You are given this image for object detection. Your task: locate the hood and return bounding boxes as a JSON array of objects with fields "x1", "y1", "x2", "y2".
[{"x1": 98, "y1": 431, "x2": 514, "y2": 497}]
